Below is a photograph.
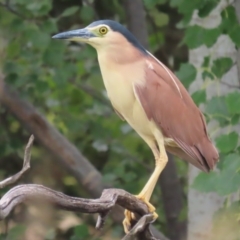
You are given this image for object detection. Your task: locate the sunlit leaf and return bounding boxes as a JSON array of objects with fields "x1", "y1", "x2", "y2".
[
  {"x1": 61, "y1": 6, "x2": 79, "y2": 17},
  {"x1": 191, "y1": 89, "x2": 206, "y2": 105},
  {"x1": 184, "y1": 25, "x2": 221, "y2": 48},
  {"x1": 225, "y1": 91, "x2": 240, "y2": 115},
  {"x1": 216, "y1": 132, "x2": 239, "y2": 154},
  {"x1": 205, "y1": 96, "x2": 229, "y2": 125},
  {"x1": 211, "y1": 57, "x2": 233, "y2": 79}
]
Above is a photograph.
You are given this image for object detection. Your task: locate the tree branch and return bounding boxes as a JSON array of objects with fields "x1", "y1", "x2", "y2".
[
  {"x1": 0, "y1": 184, "x2": 159, "y2": 239},
  {"x1": 0, "y1": 135, "x2": 163, "y2": 240}
]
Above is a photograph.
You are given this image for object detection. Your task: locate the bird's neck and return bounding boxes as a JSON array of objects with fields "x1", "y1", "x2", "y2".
[{"x1": 96, "y1": 43, "x2": 144, "y2": 65}]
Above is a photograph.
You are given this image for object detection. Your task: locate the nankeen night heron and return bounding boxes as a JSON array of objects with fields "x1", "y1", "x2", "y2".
[{"x1": 52, "y1": 20, "x2": 219, "y2": 232}]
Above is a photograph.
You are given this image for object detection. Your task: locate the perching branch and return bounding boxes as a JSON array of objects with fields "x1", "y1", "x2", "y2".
[
  {"x1": 0, "y1": 184, "x2": 157, "y2": 240},
  {"x1": 0, "y1": 135, "x2": 164, "y2": 240}
]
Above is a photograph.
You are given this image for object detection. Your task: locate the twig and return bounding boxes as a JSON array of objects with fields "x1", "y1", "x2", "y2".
[
  {"x1": 220, "y1": 80, "x2": 240, "y2": 89},
  {"x1": 0, "y1": 0, "x2": 25, "y2": 19},
  {"x1": 0, "y1": 135, "x2": 34, "y2": 188}
]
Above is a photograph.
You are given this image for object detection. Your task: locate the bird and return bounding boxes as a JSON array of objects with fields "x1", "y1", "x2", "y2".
[{"x1": 52, "y1": 20, "x2": 219, "y2": 232}]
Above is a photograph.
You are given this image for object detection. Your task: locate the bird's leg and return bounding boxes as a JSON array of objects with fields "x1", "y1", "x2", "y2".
[{"x1": 123, "y1": 138, "x2": 168, "y2": 233}]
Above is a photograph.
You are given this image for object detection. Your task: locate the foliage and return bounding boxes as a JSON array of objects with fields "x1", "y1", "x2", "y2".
[
  {"x1": 0, "y1": 0, "x2": 239, "y2": 239},
  {"x1": 173, "y1": 1, "x2": 240, "y2": 196},
  {"x1": 172, "y1": 0, "x2": 240, "y2": 237}
]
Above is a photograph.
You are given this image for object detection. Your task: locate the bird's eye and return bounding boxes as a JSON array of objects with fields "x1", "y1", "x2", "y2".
[{"x1": 99, "y1": 26, "x2": 108, "y2": 35}]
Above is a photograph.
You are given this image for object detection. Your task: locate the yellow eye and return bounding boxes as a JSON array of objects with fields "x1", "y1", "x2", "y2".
[{"x1": 99, "y1": 26, "x2": 108, "y2": 35}]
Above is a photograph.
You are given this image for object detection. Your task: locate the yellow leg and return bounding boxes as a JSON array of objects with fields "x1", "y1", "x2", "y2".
[{"x1": 123, "y1": 136, "x2": 168, "y2": 233}]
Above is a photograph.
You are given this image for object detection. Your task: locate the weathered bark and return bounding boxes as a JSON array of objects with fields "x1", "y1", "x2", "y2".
[
  {"x1": 123, "y1": 0, "x2": 149, "y2": 49},
  {"x1": 0, "y1": 77, "x2": 169, "y2": 240},
  {"x1": 160, "y1": 154, "x2": 186, "y2": 240}
]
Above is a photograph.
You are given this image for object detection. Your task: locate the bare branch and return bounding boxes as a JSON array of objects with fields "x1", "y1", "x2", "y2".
[
  {"x1": 0, "y1": 185, "x2": 145, "y2": 222},
  {"x1": 0, "y1": 135, "x2": 34, "y2": 188},
  {"x1": 0, "y1": 184, "x2": 162, "y2": 239}
]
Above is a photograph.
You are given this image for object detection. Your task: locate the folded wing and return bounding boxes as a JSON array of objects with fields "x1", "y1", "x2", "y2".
[{"x1": 133, "y1": 55, "x2": 219, "y2": 172}]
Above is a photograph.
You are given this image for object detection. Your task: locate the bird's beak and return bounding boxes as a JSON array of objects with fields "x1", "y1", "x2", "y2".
[{"x1": 52, "y1": 28, "x2": 95, "y2": 41}]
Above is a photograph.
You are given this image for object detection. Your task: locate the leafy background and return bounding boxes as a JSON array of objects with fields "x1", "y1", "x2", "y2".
[{"x1": 0, "y1": 0, "x2": 240, "y2": 240}]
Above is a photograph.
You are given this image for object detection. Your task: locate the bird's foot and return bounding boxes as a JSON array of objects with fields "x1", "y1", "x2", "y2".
[{"x1": 122, "y1": 195, "x2": 158, "y2": 233}]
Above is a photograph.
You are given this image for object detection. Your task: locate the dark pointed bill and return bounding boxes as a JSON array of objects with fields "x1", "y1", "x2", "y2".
[{"x1": 52, "y1": 28, "x2": 95, "y2": 40}]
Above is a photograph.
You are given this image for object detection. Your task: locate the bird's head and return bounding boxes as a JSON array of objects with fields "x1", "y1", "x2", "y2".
[{"x1": 52, "y1": 20, "x2": 146, "y2": 54}]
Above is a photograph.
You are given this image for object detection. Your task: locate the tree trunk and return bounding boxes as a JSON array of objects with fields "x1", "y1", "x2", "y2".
[
  {"x1": 160, "y1": 154, "x2": 186, "y2": 240},
  {"x1": 123, "y1": 0, "x2": 149, "y2": 49}
]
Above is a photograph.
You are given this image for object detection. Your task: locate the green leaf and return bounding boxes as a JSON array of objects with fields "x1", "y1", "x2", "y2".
[
  {"x1": 73, "y1": 224, "x2": 90, "y2": 239},
  {"x1": 43, "y1": 41, "x2": 65, "y2": 66},
  {"x1": 149, "y1": 9, "x2": 169, "y2": 27},
  {"x1": 229, "y1": 25, "x2": 240, "y2": 48},
  {"x1": 143, "y1": 0, "x2": 166, "y2": 9},
  {"x1": 191, "y1": 90, "x2": 206, "y2": 105},
  {"x1": 192, "y1": 172, "x2": 219, "y2": 193},
  {"x1": 61, "y1": 6, "x2": 79, "y2": 17},
  {"x1": 202, "y1": 56, "x2": 210, "y2": 67},
  {"x1": 184, "y1": 25, "x2": 221, "y2": 49},
  {"x1": 198, "y1": 0, "x2": 220, "y2": 18},
  {"x1": 175, "y1": 63, "x2": 197, "y2": 88},
  {"x1": 225, "y1": 91, "x2": 240, "y2": 115},
  {"x1": 193, "y1": 153, "x2": 240, "y2": 195},
  {"x1": 6, "y1": 225, "x2": 26, "y2": 240},
  {"x1": 216, "y1": 132, "x2": 238, "y2": 154},
  {"x1": 205, "y1": 96, "x2": 229, "y2": 125},
  {"x1": 23, "y1": 28, "x2": 50, "y2": 50},
  {"x1": 80, "y1": 6, "x2": 95, "y2": 22},
  {"x1": 220, "y1": 6, "x2": 240, "y2": 47},
  {"x1": 211, "y1": 57, "x2": 233, "y2": 79},
  {"x1": 202, "y1": 70, "x2": 214, "y2": 80},
  {"x1": 216, "y1": 154, "x2": 240, "y2": 195},
  {"x1": 220, "y1": 6, "x2": 238, "y2": 32},
  {"x1": 170, "y1": 0, "x2": 202, "y2": 15},
  {"x1": 231, "y1": 115, "x2": 240, "y2": 125},
  {"x1": 40, "y1": 18, "x2": 57, "y2": 33}
]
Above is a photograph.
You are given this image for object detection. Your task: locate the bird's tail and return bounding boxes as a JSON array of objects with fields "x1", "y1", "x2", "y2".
[{"x1": 196, "y1": 138, "x2": 219, "y2": 171}]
